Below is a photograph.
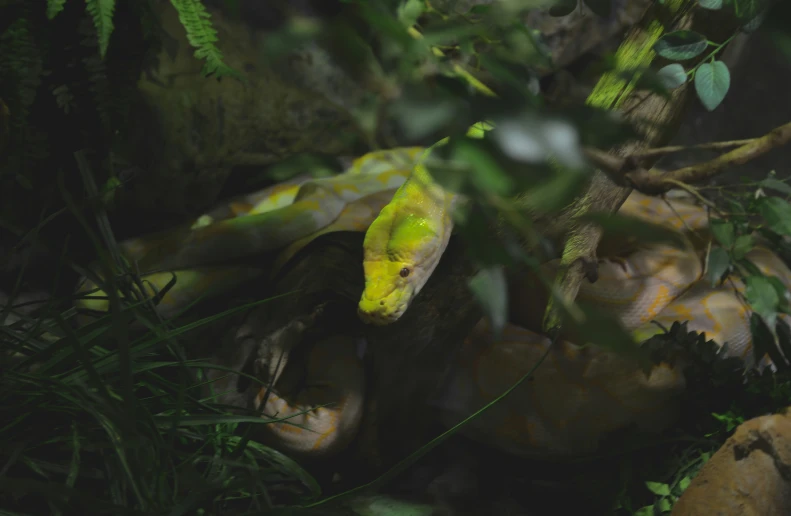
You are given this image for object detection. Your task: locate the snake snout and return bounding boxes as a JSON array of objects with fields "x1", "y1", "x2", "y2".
[
  {"x1": 357, "y1": 300, "x2": 401, "y2": 326},
  {"x1": 357, "y1": 305, "x2": 393, "y2": 326},
  {"x1": 357, "y1": 293, "x2": 407, "y2": 326}
]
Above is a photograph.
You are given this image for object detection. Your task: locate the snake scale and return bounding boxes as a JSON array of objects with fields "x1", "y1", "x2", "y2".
[{"x1": 74, "y1": 140, "x2": 791, "y2": 460}]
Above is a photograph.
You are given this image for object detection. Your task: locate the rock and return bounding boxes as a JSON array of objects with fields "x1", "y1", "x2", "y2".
[{"x1": 672, "y1": 410, "x2": 791, "y2": 515}]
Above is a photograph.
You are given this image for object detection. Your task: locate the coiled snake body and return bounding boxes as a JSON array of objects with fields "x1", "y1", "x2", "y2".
[{"x1": 76, "y1": 145, "x2": 791, "y2": 459}]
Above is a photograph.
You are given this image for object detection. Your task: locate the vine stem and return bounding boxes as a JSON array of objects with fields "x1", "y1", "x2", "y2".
[{"x1": 297, "y1": 333, "x2": 557, "y2": 510}]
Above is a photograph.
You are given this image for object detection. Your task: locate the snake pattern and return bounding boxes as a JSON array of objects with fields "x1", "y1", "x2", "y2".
[{"x1": 74, "y1": 146, "x2": 791, "y2": 460}]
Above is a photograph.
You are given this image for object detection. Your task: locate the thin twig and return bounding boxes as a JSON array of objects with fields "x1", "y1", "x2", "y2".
[
  {"x1": 631, "y1": 138, "x2": 755, "y2": 159},
  {"x1": 581, "y1": 120, "x2": 791, "y2": 196},
  {"x1": 626, "y1": 120, "x2": 791, "y2": 194},
  {"x1": 662, "y1": 178, "x2": 723, "y2": 214}
]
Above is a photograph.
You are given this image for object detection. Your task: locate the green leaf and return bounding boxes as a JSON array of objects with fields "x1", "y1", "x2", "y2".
[
  {"x1": 678, "y1": 476, "x2": 692, "y2": 491},
  {"x1": 732, "y1": 0, "x2": 772, "y2": 22},
  {"x1": 712, "y1": 410, "x2": 744, "y2": 431},
  {"x1": 750, "y1": 312, "x2": 786, "y2": 369},
  {"x1": 397, "y1": 0, "x2": 426, "y2": 28},
  {"x1": 657, "y1": 64, "x2": 688, "y2": 90},
  {"x1": 46, "y1": 0, "x2": 68, "y2": 19},
  {"x1": 646, "y1": 481, "x2": 671, "y2": 496},
  {"x1": 584, "y1": 0, "x2": 612, "y2": 17},
  {"x1": 468, "y1": 267, "x2": 508, "y2": 340},
  {"x1": 452, "y1": 140, "x2": 514, "y2": 196},
  {"x1": 746, "y1": 275, "x2": 780, "y2": 328},
  {"x1": 658, "y1": 498, "x2": 673, "y2": 511},
  {"x1": 742, "y1": 10, "x2": 767, "y2": 33},
  {"x1": 469, "y1": 4, "x2": 491, "y2": 15},
  {"x1": 170, "y1": 0, "x2": 240, "y2": 78},
  {"x1": 621, "y1": 67, "x2": 674, "y2": 98},
  {"x1": 348, "y1": 495, "x2": 435, "y2": 516},
  {"x1": 707, "y1": 247, "x2": 731, "y2": 286},
  {"x1": 698, "y1": 0, "x2": 723, "y2": 9},
  {"x1": 390, "y1": 96, "x2": 461, "y2": 142},
  {"x1": 654, "y1": 30, "x2": 708, "y2": 61},
  {"x1": 694, "y1": 61, "x2": 731, "y2": 111},
  {"x1": 732, "y1": 234, "x2": 754, "y2": 260},
  {"x1": 759, "y1": 177, "x2": 791, "y2": 196},
  {"x1": 710, "y1": 219, "x2": 735, "y2": 247},
  {"x1": 767, "y1": 275, "x2": 790, "y2": 312},
  {"x1": 85, "y1": 0, "x2": 116, "y2": 58},
  {"x1": 758, "y1": 196, "x2": 791, "y2": 236},
  {"x1": 549, "y1": 0, "x2": 578, "y2": 17}
]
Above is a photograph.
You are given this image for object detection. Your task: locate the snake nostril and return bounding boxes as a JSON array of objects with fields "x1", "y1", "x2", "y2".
[{"x1": 379, "y1": 301, "x2": 384, "y2": 305}]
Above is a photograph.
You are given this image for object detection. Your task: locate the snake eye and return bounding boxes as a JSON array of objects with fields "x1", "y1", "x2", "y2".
[{"x1": 400, "y1": 267, "x2": 410, "y2": 278}]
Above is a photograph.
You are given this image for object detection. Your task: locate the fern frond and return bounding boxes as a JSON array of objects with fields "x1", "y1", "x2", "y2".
[
  {"x1": 78, "y1": 17, "x2": 113, "y2": 133},
  {"x1": 0, "y1": 17, "x2": 46, "y2": 171},
  {"x1": 46, "y1": 0, "x2": 68, "y2": 20},
  {"x1": 169, "y1": 0, "x2": 240, "y2": 78},
  {"x1": 84, "y1": 0, "x2": 115, "y2": 58}
]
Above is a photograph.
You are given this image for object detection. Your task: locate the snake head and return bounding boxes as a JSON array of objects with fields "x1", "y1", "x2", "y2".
[{"x1": 358, "y1": 199, "x2": 451, "y2": 325}]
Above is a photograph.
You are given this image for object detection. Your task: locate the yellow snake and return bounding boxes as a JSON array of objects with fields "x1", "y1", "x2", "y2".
[
  {"x1": 74, "y1": 147, "x2": 424, "y2": 319},
  {"x1": 74, "y1": 147, "x2": 791, "y2": 460}
]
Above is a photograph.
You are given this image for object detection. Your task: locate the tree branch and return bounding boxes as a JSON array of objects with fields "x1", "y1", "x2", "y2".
[
  {"x1": 584, "y1": 120, "x2": 791, "y2": 195},
  {"x1": 630, "y1": 137, "x2": 755, "y2": 159},
  {"x1": 626, "y1": 120, "x2": 791, "y2": 194},
  {"x1": 540, "y1": 0, "x2": 701, "y2": 333}
]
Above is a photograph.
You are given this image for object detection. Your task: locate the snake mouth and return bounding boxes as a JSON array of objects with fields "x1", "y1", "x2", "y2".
[
  {"x1": 356, "y1": 287, "x2": 410, "y2": 325},
  {"x1": 357, "y1": 303, "x2": 406, "y2": 326}
]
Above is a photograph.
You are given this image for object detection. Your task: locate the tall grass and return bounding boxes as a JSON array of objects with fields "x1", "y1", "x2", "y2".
[{"x1": 0, "y1": 153, "x2": 322, "y2": 515}]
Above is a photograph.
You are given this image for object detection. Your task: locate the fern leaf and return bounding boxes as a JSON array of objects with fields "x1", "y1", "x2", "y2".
[
  {"x1": 169, "y1": 0, "x2": 240, "y2": 78},
  {"x1": 84, "y1": 0, "x2": 115, "y2": 58},
  {"x1": 77, "y1": 17, "x2": 113, "y2": 133},
  {"x1": 0, "y1": 17, "x2": 47, "y2": 172},
  {"x1": 46, "y1": 0, "x2": 68, "y2": 20}
]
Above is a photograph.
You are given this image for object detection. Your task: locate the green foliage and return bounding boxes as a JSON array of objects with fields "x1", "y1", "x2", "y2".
[
  {"x1": 632, "y1": 454, "x2": 705, "y2": 515},
  {"x1": 169, "y1": 0, "x2": 240, "y2": 78},
  {"x1": 46, "y1": 0, "x2": 68, "y2": 19},
  {"x1": 762, "y1": 2, "x2": 791, "y2": 57},
  {"x1": 0, "y1": 14, "x2": 48, "y2": 190},
  {"x1": 468, "y1": 266, "x2": 508, "y2": 339},
  {"x1": 85, "y1": 0, "x2": 115, "y2": 58},
  {"x1": 652, "y1": 29, "x2": 733, "y2": 111},
  {"x1": 548, "y1": 0, "x2": 612, "y2": 17},
  {"x1": 652, "y1": 0, "x2": 776, "y2": 110},
  {"x1": 2, "y1": 0, "x2": 789, "y2": 514},
  {"x1": 694, "y1": 60, "x2": 731, "y2": 111},
  {"x1": 657, "y1": 63, "x2": 688, "y2": 89},
  {"x1": 758, "y1": 195, "x2": 791, "y2": 235},
  {"x1": 654, "y1": 30, "x2": 708, "y2": 61},
  {"x1": 1, "y1": 157, "x2": 321, "y2": 513},
  {"x1": 629, "y1": 310, "x2": 791, "y2": 514},
  {"x1": 43, "y1": 0, "x2": 236, "y2": 77},
  {"x1": 1, "y1": 303, "x2": 322, "y2": 514}
]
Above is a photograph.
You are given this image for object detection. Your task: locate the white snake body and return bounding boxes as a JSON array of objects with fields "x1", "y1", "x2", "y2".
[
  {"x1": 115, "y1": 148, "x2": 424, "y2": 273},
  {"x1": 251, "y1": 335, "x2": 366, "y2": 457},
  {"x1": 428, "y1": 193, "x2": 791, "y2": 459},
  {"x1": 76, "y1": 148, "x2": 791, "y2": 459},
  {"x1": 436, "y1": 242, "x2": 791, "y2": 458}
]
